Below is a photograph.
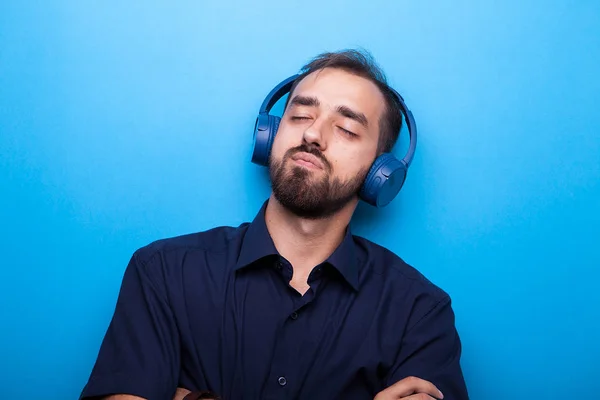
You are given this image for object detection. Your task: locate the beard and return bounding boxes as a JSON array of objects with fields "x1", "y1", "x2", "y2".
[{"x1": 269, "y1": 143, "x2": 370, "y2": 220}]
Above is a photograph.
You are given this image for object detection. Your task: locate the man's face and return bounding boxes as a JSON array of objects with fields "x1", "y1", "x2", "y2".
[{"x1": 269, "y1": 67, "x2": 385, "y2": 219}]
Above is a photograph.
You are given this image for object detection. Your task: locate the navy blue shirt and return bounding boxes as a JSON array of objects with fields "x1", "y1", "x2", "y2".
[{"x1": 81, "y1": 201, "x2": 469, "y2": 399}]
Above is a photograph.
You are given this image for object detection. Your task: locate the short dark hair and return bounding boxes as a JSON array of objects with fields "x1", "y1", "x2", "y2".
[{"x1": 284, "y1": 48, "x2": 403, "y2": 154}]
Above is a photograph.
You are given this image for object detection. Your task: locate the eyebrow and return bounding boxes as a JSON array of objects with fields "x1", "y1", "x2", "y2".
[
  {"x1": 289, "y1": 95, "x2": 369, "y2": 128},
  {"x1": 336, "y1": 105, "x2": 369, "y2": 128},
  {"x1": 289, "y1": 95, "x2": 320, "y2": 108}
]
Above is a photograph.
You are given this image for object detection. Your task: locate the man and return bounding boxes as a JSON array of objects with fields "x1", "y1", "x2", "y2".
[{"x1": 80, "y1": 49, "x2": 469, "y2": 400}]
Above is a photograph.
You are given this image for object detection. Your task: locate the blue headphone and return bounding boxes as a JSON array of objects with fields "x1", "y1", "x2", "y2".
[{"x1": 251, "y1": 74, "x2": 417, "y2": 208}]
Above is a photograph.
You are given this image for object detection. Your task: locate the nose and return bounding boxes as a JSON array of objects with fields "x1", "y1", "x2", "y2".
[{"x1": 302, "y1": 120, "x2": 327, "y2": 151}]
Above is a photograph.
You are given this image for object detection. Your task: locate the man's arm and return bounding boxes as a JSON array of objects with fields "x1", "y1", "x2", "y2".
[
  {"x1": 79, "y1": 250, "x2": 181, "y2": 399},
  {"x1": 383, "y1": 295, "x2": 469, "y2": 399}
]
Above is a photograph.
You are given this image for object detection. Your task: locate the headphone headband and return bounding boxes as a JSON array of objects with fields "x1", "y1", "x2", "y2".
[
  {"x1": 258, "y1": 74, "x2": 417, "y2": 169},
  {"x1": 258, "y1": 74, "x2": 299, "y2": 114},
  {"x1": 390, "y1": 90, "x2": 418, "y2": 168}
]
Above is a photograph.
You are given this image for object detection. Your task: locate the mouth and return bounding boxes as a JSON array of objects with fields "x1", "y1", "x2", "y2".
[{"x1": 290, "y1": 152, "x2": 325, "y2": 170}]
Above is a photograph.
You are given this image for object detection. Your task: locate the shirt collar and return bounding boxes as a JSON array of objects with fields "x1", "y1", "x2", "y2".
[
  {"x1": 235, "y1": 200, "x2": 360, "y2": 291},
  {"x1": 235, "y1": 201, "x2": 279, "y2": 270},
  {"x1": 325, "y1": 223, "x2": 359, "y2": 291}
]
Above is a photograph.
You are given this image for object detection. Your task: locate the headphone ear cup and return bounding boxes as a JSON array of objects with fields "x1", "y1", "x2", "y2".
[
  {"x1": 251, "y1": 113, "x2": 281, "y2": 166},
  {"x1": 360, "y1": 153, "x2": 408, "y2": 207}
]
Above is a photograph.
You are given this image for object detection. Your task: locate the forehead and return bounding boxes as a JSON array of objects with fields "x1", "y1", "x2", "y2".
[{"x1": 291, "y1": 68, "x2": 386, "y2": 121}]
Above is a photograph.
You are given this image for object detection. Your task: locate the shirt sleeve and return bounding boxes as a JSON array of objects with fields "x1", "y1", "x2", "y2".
[
  {"x1": 80, "y1": 249, "x2": 180, "y2": 400},
  {"x1": 384, "y1": 295, "x2": 470, "y2": 400}
]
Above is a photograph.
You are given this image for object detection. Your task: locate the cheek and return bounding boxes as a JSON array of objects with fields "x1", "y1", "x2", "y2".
[
  {"x1": 271, "y1": 130, "x2": 290, "y2": 160},
  {"x1": 272, "y1": 124, "x2": 303, "y2": 159},
  {"x1": 329, "y1": 147, "x2": 375, "y2": 179}
]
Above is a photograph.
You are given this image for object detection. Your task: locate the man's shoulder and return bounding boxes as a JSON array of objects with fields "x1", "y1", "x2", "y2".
[
  {"x1": 354, "y1": 235, "x2": 450, "y2": 302},
  {"x1": 133, "y1": 222, "x2": 250, "y2": 265}
]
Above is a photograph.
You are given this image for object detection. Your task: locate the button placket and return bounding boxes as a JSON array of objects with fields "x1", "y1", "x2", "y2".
[
  {"x1": 263, "y1": 260, "x2": 318, "y2": 398},
  {"x1": 262, "y1": 302, "x2": 310, "y2": 397}
]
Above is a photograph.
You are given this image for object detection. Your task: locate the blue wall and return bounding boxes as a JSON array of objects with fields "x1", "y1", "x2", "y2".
[{"x1": 1, "y1": 1, "x2": 599, "y2": 398}]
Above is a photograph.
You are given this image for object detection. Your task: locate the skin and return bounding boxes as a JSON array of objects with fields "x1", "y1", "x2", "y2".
[{"x1": 100, "y1": 68, "x2": 441, "y2": 400}]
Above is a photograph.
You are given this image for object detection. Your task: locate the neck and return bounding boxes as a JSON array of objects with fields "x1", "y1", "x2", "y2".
[{"x1": 264, "y1": 194, "x2": 357, "y2": 273}]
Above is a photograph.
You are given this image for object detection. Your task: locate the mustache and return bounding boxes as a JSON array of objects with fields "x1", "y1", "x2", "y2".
[{"x1": 285, "y1": 144, "x2": 331, "y2": 171}]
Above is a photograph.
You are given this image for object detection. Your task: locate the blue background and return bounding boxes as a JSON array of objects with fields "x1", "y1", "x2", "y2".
[{"x1": 1, "y1": 1, "x2": 599, "y2": 398}]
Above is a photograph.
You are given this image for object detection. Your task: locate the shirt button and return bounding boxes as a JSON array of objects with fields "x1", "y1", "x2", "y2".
[
  {"x1": 290, "y1": 312, "x2": 298, "y2": 320},
  {"x1": 278, "y1": 376, "x2": 287, "y2": 386}
]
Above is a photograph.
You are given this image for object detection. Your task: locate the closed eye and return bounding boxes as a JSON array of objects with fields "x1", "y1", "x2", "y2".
[
  {"x1": 290, "y1": 116, "x2": 311, "y2": 121},
  {"x1": 338, "y1": 126, "x2": 357, "y2": 137}
]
